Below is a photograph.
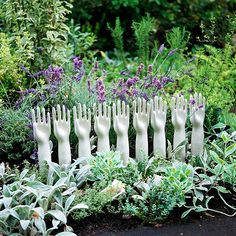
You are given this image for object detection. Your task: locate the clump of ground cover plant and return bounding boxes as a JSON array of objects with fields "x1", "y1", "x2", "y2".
[{"x1": 1, "y1": 128, "x2": 235, "y2": 234}]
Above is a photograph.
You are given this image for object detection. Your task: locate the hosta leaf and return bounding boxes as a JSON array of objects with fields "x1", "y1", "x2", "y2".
[
  {"x1": 20, "y1": 220, "x2": 30, "y2": 230},
  {"x1": 47, "y1": 210, "x2": 67, "y2": 224}
]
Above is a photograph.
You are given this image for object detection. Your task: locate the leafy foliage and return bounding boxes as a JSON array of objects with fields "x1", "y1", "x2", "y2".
[
  {"x1": 0, "y1": 159, "x2": 89, "y2": 235},
  {"x1": 132, "y1": 15, "x2": 156, "y2": 65},
  {"x1": 1, "y1": 0, "x2": 73, "y2": 68}
]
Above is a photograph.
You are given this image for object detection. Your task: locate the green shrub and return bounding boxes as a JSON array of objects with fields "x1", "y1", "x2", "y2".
[
  {"x1": 0, "y1": 106, "x2": 34, "y2": 163},
  {"x1": 72, "y1": 188, "x2": 113, "y2": 221},
  {"x1": 179, "y1": 44, "x2": 236, "y2": 111},
  {"x1": 0, "y1": 32, "x2": 33, "y2": 100},
  {"x1": 1, "y1": 0, "x2": 73, "y2": 68}
]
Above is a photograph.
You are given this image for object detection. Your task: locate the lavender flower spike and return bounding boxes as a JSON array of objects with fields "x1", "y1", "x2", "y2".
[
  {"x1": 168, "y1": 48, "x2": 178, "y2": 57},
  {"x1": 158, "y1": 44, "x2": 164, "y2": 53}
]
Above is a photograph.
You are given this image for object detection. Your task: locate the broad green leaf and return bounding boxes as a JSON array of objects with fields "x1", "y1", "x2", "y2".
[
  {"x1": 211, "y1": 142, "x2": 224, "y2": 155},
  {"x1": 221, "y1": 131, "x2": 231, "y2": 143},
  {"x1": 212, "y1": 123, "x2": 226, "y2": 130},
  {"x1": 216, "y1": 186, "x2": 229, "y2": 193}
]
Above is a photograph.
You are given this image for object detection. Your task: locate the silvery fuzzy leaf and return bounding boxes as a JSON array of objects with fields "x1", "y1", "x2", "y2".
[
  {"x1": 20, "y1": 220, "x2": 31, "y2": 231},
  {"x1": 3, "y1": 197, "x2": 12, "y2": 208},
  {"x1": 56, "y1": 232, "x2": 77, "y2": 236},
  {"x1": 33, "y1": 207, "x2": 45, "y2": 219},
  {"x1": 9, "y1": 209, "x2": 20, "y2": 220},
  {"x1": 0, "y1": 162, "x2": 5, "y2": 176},
  {"x1": 20, "y1": 169, "x2": 29, "y2": 179},
  {"x1": 65, "y1": 195, "x2": 75, "y2": 212},
  {"x1": 38, "y1": 198, "x2": 48, "y2": 211},
  {"x1": 47, "y1": 210, "x2": 67, "y2": 224},
  {"x1": 68, "y1": 203, "x2": 88, "y2": 214},
  {"x1": 62, "y1": 187, "x2": 77, "y2": 196},
  {"x1": 0, "y1": 209, "x2": 10, "y2": 219},
  {"x1": 52, "y1": 219, "x2": 60, "y2": 227},
  {"x1": 131, "y1": 195, "x2": 145, "y2": 200},
  {"x1": 34, "y1": 218, "x2": 46, "y2": 235}
]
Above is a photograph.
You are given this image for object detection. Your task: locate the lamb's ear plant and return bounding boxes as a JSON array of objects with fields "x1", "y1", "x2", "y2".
[{"x1": 0, "y1": 159, "x2": 91, "y2": 235}]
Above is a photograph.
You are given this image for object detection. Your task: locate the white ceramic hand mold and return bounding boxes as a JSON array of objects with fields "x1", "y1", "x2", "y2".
[
  {"x1": 113, "y1": 100, "x2": 130, "y2": 165},
  {"x1": 32, "y1": 107, "x2": 52, "y2": 165},
  {"x1": 94, "y1": 102, "x2": 111, "y2": 152},
  {"x1": 133, "y1": 98, "x2": 150, "y2": 161},
  {"x1": 171, "y1": 95, "x2": 187, "y2": 161},
  {"x1": 190, "y1": 93, "x2": 206, "y2": 156},
  {"x1": 73, "y1": 104, "x2": 91, "y2": 161},
  {"x1": 52, "y1": 105, "x2": 71, "y2": 165},
  {"x1": 150, "y1": 96, "x2": 167, "y2": 157}
]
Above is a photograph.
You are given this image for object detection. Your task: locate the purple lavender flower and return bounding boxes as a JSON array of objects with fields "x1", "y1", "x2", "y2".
[
  {"x1": 161, "y1": 76, "x2": 174, "y2": 85},
  {"x1": 73, "y1": 57, "x2": 83, "y2": 70},
  {"x1": 189, "y1": 98, "x2": 196, "y2": 106},
  {"x1": 168, "y1": 48, "x2": 178, "y2": 57},
  {"x1": 158, "y1": 44, "x2": 164, "y2": 53},
  {"x1": 73, "y1": 70, "x2": 84, "y2": 82},
  {"x1": 96, "y1": 79, "x2": 106, "y2": 103},
  {"x1": 31, "y1": 71, "x2": 44, "y2": 78},
  {"x1": 198, "y1": 104, "x2": 204, "y2": 109},
  {"x1": 94, "y1": 61, "x2": 98, "y2": 70},
  {"x1": 132, "y1": 89, "x2": 139, "y2": 96},
  {"x1": 120, "y1": 70, "x2": 129, "y2": 76},
  {"x1": 152, "y1": 78, "x2": 163, "y2": 89},
  {"x1": 136, "y1": 63, "x2": 144, "y2": 76},
  {"x1": 43, "y1": 65, "x2": 64, "y2": 85},
  {"x1": 126, "y1": 77, "x2": 139, "y2": 86},
  {"x1": 141, "y1": 92, "x2": 148, "y2": 100},
  {"x1": 148, "y1": 64, "x2": 153, "y2": 74}
]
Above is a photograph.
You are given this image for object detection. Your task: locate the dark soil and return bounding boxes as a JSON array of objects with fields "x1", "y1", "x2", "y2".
[{"x1": 71, "y1": 212, "x2": 236, "y2": 236}]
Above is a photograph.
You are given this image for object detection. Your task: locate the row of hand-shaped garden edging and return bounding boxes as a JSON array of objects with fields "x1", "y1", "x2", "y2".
[{"x1": 31, "y1": 93, "x2": 205, "y2": 166}]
